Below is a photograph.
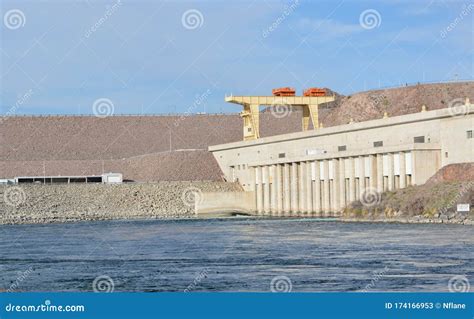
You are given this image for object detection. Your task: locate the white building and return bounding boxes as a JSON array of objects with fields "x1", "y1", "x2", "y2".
[{"x1": 207, "y1": 104, "x2": 474, "y2": 216}]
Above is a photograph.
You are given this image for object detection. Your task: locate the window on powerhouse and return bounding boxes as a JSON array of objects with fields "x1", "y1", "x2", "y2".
[{"x1": 414, "y1": 136, "x2": 425, "y2": 143}]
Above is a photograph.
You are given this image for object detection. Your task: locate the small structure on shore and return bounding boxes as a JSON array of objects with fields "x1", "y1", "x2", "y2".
[{"x1": 14, "y1": 173, "x2": 123, "y2": 184}]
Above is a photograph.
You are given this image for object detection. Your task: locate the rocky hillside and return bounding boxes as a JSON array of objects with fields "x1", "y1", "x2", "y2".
[
  {"x1": 2, "y1": 150, "x2": 225, "y2": 182},
  {"x1": 321, "y1": 81, "x2": 474, "y2": 126},
  {"x1": 426, "y1": 163, "x2": 474, "y2": 184},
  {"x1": 0, "y1": 113, "x2": 303, "y2": 162}
]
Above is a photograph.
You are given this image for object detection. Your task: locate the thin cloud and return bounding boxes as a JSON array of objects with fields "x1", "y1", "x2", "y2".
[{"x1": 296, "y1": 18, "x2": 363, "y2": 40}]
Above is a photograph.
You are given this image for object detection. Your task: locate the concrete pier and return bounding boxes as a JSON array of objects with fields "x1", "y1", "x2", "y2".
[
  {"x1": 338, "y1": 158, "x2": 346, "y2": 214},
  {"x1": 283, "y1": 163, "x2": 291, "y2": 215},
  {"x1": 358, "y1": 156, "x2": 365, "y2": 200},
  {"x1": 270, "y1": 165, "x2": 278, "y2": 215},
  {"x1": 298, "y1": 162, "x2": 306, "y2": 215},
  {"x1": 399, "y1": 152, "x2": 407, "y2": 189},
  {"x1": 305, "y1": 162, "x2": 313, "y2": 214},
  {"x1": 376, "y1": 154, "x2": 384, "y2": 192},
  {"x1": 313, "y1": 161, "x2": 321, "y2": 216},
  {"x1": 290, "y1": 163, "x2": 298, "y2": 215},
  {"x1": 263, "y1": 166, "x2": 270, "y2": 215},
  {"x1": 323, "y1": 160, "x2": 330, "y2": 216},
  {"x1": 387, "y1": 153, "x2": 394, "y2": 191},
  {"x1": 255, "y1": 167, "x2": 263, "y2": 214},
  {"x1": 348, "y1": 157, "x2": 356, "y2": 203},
  {"x1": 276, "y1": 164, "x2": 283, "y2": 215}
]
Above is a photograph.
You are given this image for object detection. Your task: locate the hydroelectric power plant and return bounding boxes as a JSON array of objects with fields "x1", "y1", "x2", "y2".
[{"x1": 205, "y1": 97, "x2": 473, "y2": 216}]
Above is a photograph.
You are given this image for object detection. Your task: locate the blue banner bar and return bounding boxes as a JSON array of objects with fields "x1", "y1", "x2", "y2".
[{"x1": 1, "y1": 293, "x2": 472, "y2": 319}]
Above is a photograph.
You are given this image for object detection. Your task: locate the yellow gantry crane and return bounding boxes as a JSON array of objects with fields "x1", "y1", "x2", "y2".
[{"x1": 225, "y1": 87, "x2": 335, "y2": 141}]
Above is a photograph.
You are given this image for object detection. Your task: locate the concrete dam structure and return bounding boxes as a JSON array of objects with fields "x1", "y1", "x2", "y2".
[{"x1": 205, "y1": 101, "x2": 474, "y2": 216}]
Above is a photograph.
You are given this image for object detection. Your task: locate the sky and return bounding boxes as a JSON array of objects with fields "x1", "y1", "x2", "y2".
[{"x1": 1, "y1": 0, "x2": 473, "y2": 115}]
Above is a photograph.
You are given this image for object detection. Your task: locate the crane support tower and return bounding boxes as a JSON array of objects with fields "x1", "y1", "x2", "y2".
[{"x1": 225, "y1": 88, "x2": 335, "y2": 141}]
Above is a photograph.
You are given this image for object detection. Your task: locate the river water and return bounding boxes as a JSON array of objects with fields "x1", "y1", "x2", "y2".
[{"x1": 0, "y1": 218, "x2": 472, "y2": 292}]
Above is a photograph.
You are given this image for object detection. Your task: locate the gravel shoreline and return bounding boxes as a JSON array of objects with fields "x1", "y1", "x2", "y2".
[
  {"x1": 1, "y1": 182, "x2": 472, "y2": 226},
  {"x1": 0, "y1": 182, "x2": 241, "y2": 225},
  {"x1": 340, "y1": 216, "x2": 473, "y2": 225}
]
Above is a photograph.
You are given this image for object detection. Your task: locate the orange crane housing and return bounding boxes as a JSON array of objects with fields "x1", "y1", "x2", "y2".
[
  {"x1": 303, "y1": 87, "x2": 327, "y2": 97},
  {"x1": 272, "y1": 87, "x2": 296, "y2": 97}
]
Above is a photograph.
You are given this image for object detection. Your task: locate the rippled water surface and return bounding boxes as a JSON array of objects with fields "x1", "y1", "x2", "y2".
[{"x1": 0, "y1": 218, "x2": 472, "y2": 292}]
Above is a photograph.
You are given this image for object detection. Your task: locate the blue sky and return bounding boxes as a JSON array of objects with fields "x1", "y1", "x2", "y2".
[{"x1": 1, "y1": 0, "x2": 473, "y2": 115}]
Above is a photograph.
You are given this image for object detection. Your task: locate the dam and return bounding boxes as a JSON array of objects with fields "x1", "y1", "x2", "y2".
[{"x1": 205, "y1": 99, "x2": 474, "y2": 216}]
